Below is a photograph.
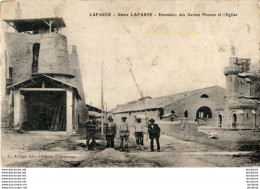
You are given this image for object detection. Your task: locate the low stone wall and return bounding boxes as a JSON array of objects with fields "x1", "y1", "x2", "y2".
[
  {"x1": 157, "y1": 121, "x2": 198, "y2": 135},
  {"x1": 157, "y1": 121, "x2": 260, "y2": 151}
]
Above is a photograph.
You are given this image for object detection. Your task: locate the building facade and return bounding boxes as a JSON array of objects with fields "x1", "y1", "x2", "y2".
[
  {"x1": 2, "y1": 5, "x2": 88, "y2": 134},
  {"x1": 111, "y1": 86, "x2": 225, "y2": 126},
  {"x1": 215, "y1": 50, "x2": 260, "y2": 129}
]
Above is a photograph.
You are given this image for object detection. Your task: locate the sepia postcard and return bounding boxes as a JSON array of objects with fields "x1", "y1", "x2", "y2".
[{"x1": 0, "y1": 0, "x2": 260, "y2": 168}]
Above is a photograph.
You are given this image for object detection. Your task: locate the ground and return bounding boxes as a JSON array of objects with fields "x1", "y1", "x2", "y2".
[{"x1": 1, "y1": 126, "x2": 259, "y2": 167}]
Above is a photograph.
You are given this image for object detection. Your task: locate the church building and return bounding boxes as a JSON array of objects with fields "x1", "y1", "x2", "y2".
[{"x1": 215, "y1": 47, "x2": 260, "y2": 129}]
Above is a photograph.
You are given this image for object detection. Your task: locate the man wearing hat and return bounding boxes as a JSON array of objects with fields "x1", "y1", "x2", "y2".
[
  {"x1": 119, "y1": 117, "x2": 130, "y2": 151},
  {"x1": 85, "y1": 115, "x2": 98, "y2": 151},
  {"x1": 105, "y1": 116, "x2": 117, "y2": 148},
  {"x1": 148, "y1": 118, "x2": 161, "y2": 152},
  {"x1": 133, "y1": 117, "x2": 145, "y2": 150}
]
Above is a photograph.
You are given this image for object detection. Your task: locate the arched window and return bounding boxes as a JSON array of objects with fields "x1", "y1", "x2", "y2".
[
  {"x1": 232, "y1": 113, "x2": 237, "y2": 128},
  {"x1": 184, "y1": 110, "x2": 188, "y2": 118},
  {"x1": 218, "y1": 114, "x2": 222, "y2": 127},
  {"x1": 200, "y1": 94, "x2": 209, "y2": 98},
  {"x1": 171, "y1": 110, "x2": 175, "y2": 114}
]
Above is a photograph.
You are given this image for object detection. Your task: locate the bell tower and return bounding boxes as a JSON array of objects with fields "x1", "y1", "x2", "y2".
[
  {"x1": 224, "y1": 43, "x2": 251, "y2": 102},
  {"x1": 224, "y1": 44, "x2": 240, "y2": 102}
]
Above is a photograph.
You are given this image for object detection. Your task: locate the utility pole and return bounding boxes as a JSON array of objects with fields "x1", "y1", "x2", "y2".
[
  {"x1": 105, "y1": 102, "x2": 108, "y2": 122},
  {"x1": 101, "y1": 61, "x2": 104, "y2": 135}
]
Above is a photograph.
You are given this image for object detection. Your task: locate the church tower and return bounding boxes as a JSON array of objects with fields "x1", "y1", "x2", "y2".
[{"x1": 224, "y1": 43, "x2": 250, "y2": 102}]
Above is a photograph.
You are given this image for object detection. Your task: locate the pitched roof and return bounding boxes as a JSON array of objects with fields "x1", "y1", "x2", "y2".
[
  {"x1": 7, "y1": 74, "x2": 81, "y2": 99},
  {"x1": 86, "y1": 104, "x2": 102, "y2": 113},
  {"x1": 112, "y1": 86, "x2": 224, "y2": 113}
]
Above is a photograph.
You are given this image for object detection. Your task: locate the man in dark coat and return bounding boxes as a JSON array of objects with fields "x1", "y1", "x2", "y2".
[
  {"x1": 85, "y1": 115, "x2": 98, "y2": 151},
  {"x1": 148, "y1": 118, "x2": 161, "y2": 152},
  {"x1": 105, "y1": 116, "x2": 117, "y2": 148}
]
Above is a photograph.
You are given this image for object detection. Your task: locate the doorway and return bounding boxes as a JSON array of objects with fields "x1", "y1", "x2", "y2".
[
  {"x1": 25, "y1": 91, "x2": 66, "y2": 131},
  {"x1": 218, "y1": 114, "x2": 222, "y2": 127},
  {"x1": 232, "y1": 113, "x2": 237, "y2": 128},
  {"x1": 196, "y1": 106, "x2": 212, "y2": 119}
]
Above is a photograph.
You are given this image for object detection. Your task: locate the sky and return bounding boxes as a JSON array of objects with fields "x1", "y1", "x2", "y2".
[{"x1": 1, "y1": 0, "x2": 260, "y2": 110}]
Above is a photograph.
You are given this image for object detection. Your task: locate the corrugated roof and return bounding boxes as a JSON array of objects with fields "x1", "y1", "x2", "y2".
[{"x1": 112, "y1": 86, "x2": 223, "y2": 113}]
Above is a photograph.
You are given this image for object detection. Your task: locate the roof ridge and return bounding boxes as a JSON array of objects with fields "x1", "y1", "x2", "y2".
[
  {"x1": 112, "y1": 85, "x2": 224, "y2": 113},
  {"x1": 152, "y1": 85, "x2": 222, "y2": 100}
]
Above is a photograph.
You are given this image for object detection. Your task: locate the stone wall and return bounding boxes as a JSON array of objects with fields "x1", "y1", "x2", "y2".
[
  {"x1": 113, "y1": 109, "x2": 160, "y2": 126},
  {"x1": 256, "y1": 104, "x2": 260, "y2": 128},
  {"x1": 163, "y1": 86, "x2": 225, "y2": 125},
  {"x1": 69, "y1": 45, "x2": 88, "y2": 124},
  {"x1": 5, "y1": 32, "x2": 31, "y2": 83},
  {"x1": 112, "y1": 86, "x2": 225, "y2": 127},
  {"x1": 5, "y1": 32, "x2": 45, "y2": 84},
  {"x1": 217, "y1": 106, "x2": 259, "y2": 129}
]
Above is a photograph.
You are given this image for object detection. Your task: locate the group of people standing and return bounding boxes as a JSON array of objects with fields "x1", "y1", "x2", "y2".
[{"x1": 85, "y1": 115, "x2": 161, "y2": 152}]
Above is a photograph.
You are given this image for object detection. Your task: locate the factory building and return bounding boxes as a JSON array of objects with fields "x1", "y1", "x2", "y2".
[
  {"x1": 111, "y1": 86, "x2": 225, "y2": 126},
  {"x1": 2, "y1": 4, "x2": 88, "y2": 134}
]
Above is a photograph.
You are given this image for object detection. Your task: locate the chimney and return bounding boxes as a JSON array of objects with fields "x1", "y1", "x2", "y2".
[{"x1": 15, "y1": 2, "x2": 22, "y2": 19}]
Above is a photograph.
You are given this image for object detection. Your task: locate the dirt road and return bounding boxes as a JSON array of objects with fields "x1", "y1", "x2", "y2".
[{"x1": 1, "y1": 130, "x2": 259, "y2": 167}]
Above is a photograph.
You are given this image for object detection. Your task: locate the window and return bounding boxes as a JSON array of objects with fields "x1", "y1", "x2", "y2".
[
  {"x1": 184, "y1": 110, "x2": 188, "y2": 118},
  {"x1": 234, "y1": 79, "x2": 239, "y2": 94},
  {"x1": 256, "y1": 83, "x2": 260, "y2": 93},
  {"x1": 32, "y1": 43, "x2": 40, "y2": 73},
  {"x1": 159, "y1": 109, "x2": 164, "y2": 120},
  {"x1": 239, "y1": 81, "x2": 245, "y2": 94},
  {"x1": 6, "y1": 67, "x2": 13, "y2": 95},
  {"x1": 200, "y1": 94, "x2": 209, "y2": 98},
  {"x1": 9, "y1": 67, "x2": 13, "y2": 79}
]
